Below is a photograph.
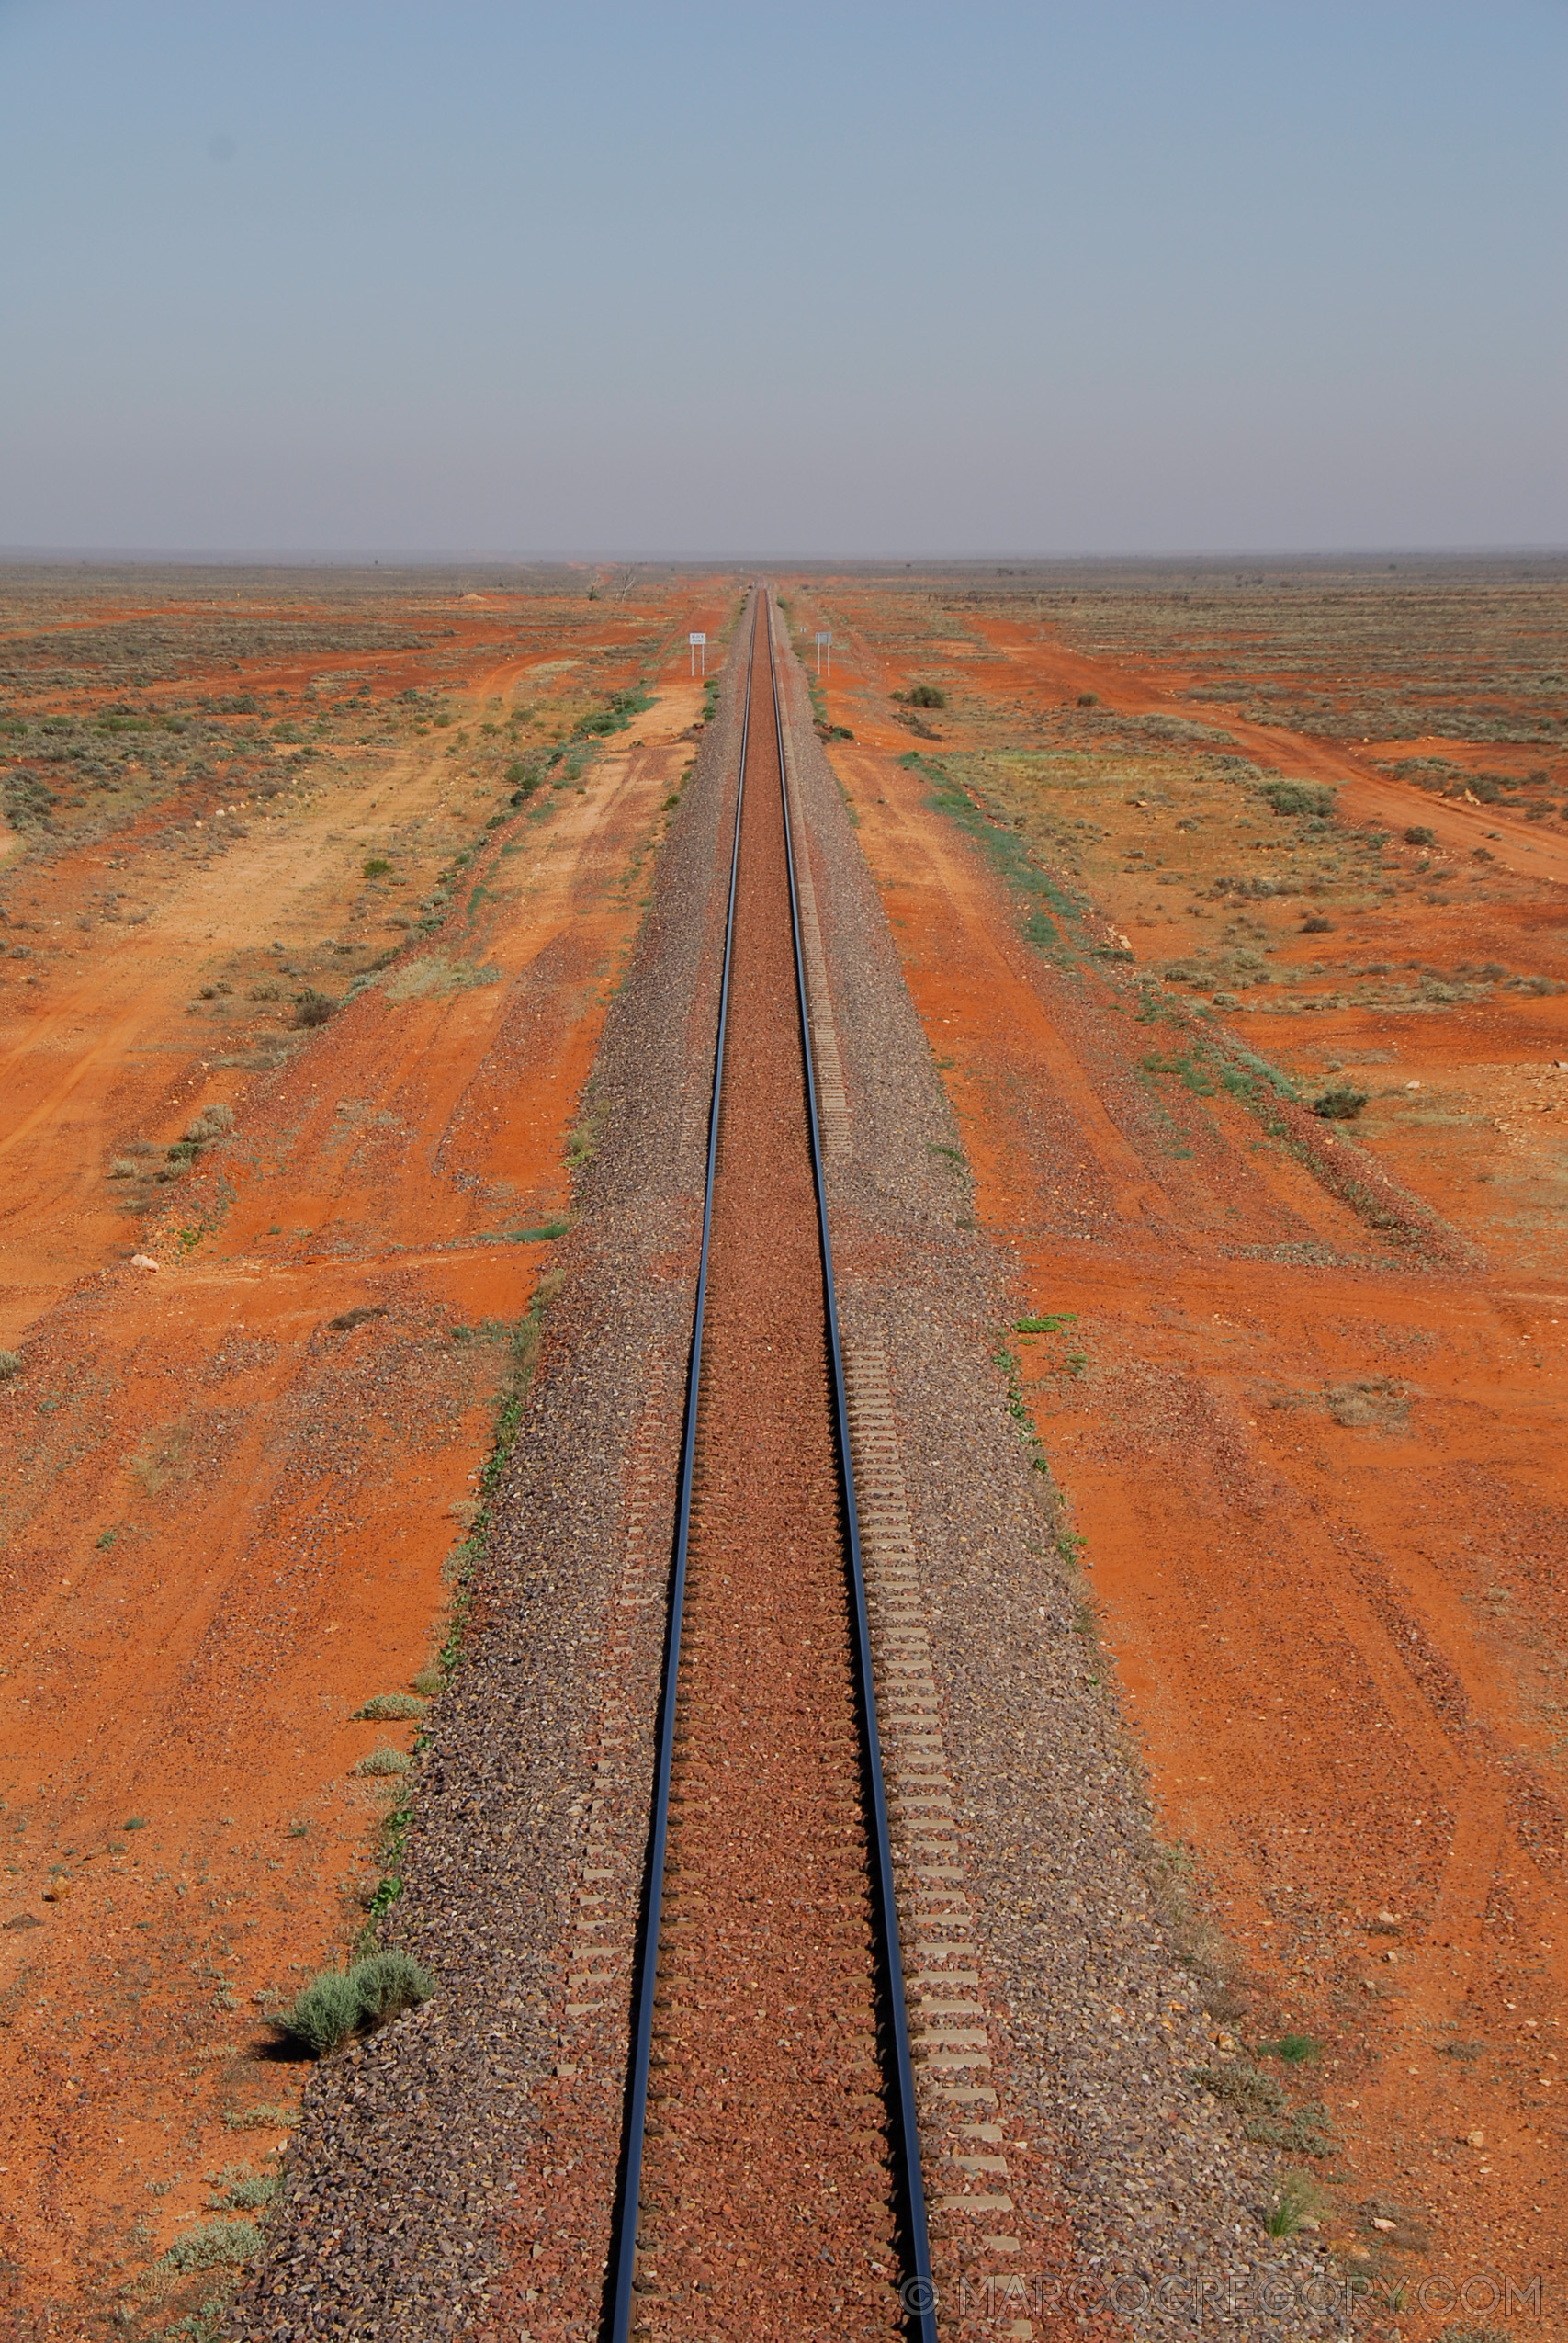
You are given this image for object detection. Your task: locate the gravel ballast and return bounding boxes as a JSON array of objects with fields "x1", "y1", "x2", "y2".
[
  {"x1": 770, "y1": 616, "x2": 1344, "y2": 2337},
  {"x1": 231, "y1": 603, "x2": 1344, "y2": 2339},
  {"x1": 225, "y1": 645, "x2": 747, "y2": 2340}
]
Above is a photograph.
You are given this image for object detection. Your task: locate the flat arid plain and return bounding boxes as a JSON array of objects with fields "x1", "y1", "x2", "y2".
[{"x1": 1, "y1": 559, "x2": 1564, "y2": 2341}]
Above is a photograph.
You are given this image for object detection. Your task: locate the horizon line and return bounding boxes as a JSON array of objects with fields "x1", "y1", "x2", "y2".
[{"x1": 4, "y1": 542, "x2": 1568, "y2": 572}]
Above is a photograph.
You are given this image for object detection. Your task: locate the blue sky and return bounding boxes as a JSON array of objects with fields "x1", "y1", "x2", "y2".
[{"x1": 2, "y1": 1, "x2": 1562, "y2": 556}]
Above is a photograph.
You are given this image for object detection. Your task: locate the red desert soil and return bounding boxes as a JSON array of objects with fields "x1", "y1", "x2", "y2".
[
  {"x1": 0, "y1": 572, "x2": 736, "y2": 2333},
  {"x1": 792, "y1": 574, "x2": 1566, "y2": 2336}
]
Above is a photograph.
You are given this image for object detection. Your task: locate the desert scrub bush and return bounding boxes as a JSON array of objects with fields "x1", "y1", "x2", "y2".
[
  {"x1": 1312, "y1": 1086, "x2": 1367, "y2": 1121},
  {"x1": 270, "y1": 1950, "x2": 434, "y2": 2056},
  {"x1": 293, "y1": 989, "x2": 336, "y2": 1028},
  {"x1": 222, "y1": 2102, "x2": 296, "y2": 2132},
  {"x1": 907, "y1": 683, "x2": 947, "y2": 708},
  {"x1": 362, "y1": 856, "x2": 392, "y2": 879},
  {"x1": 1076, "y1": 692, "x2": 1099, "y2": 707},
  {"x1": 1403, "y1": 824, "x2": 1437, "y2": 845},
  {"x1": 356, "y1": 1741, "x2": 412, "y2": 1777},
  {"x1": 205, "y1": 2164, "x2": 281, "y2": 2211},
  {"x1": 353, "y1": 1692, "x2": 426, "y2": 1721},
  {"x1": 1262, "y1": 779, "x2": 1336, "y2": 819},
  {"x1": 1197, "y1": 2051, "x2": 1336, "y2": 2155},
  {"x1": 0, "y1": 1350, "x2": 20, "y2": 1380},
  {"x1": 152, "y1": 2217, "x2": 263, "y2": 2275}
]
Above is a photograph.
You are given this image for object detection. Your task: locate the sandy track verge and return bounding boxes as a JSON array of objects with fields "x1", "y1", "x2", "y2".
[
  {"x1": 223, "y1": 599, "x2": 751, "y2": 2343},
  {"x1": 0, "y1": 580, "x2": 732, "y2": 2335},
  {"x1": 786, "y1": 578, "x2": 1566, "y2": 2333}
]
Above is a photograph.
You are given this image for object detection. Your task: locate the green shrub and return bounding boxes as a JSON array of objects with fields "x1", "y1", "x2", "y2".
[
  {"x1": 356, "y1": 1742, "x2": 412, "y2": 1776},
  {"x1": 1312, "y1": 1087, "x2": 1367, "y2": 1121},
  {"x1": 1076, "y1": 692, "x2": 1099, "y2": 707},
  {"x1": 355, "y1": 1950, "x2": 434, "y2": 2025},
  {"x1": 363, "y1": 857, "x2": 392, "y2": 879},
  {"x1": 269, "y1": 1951, "x2": 434, "y2": 2056},
  {"x1": 0, "y1": 1351, "x2": 20, "y2": 1380},
  {"x1": 1262, "y1": 780, "x2": 1335, "y2": 819},
  {"x1": 293, "y1": 990, "x2": 335, "y2": 1029},
  {"x1": 908, "y1": 684, "x2": 947, "y2": 708},
  {"x1": 353, "y1": 1692, "x2": 426, "y2": 1721},
  {"x1": 155, "y1": 2218, "x2": 263, "y2": 2274},
  {"x1": 206, "y1": 2164, "x2": 281, "y2": 2211},
  {"x1": 1403, "y1": 825, "x2": 1436, "y2": 846},
  {"x1": 273, "y1": 1969, "x2": 362, "y2": 2055}
]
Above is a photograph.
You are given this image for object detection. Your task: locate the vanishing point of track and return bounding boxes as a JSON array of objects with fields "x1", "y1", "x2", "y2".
[{"x1": 607, "y1": 593, "x2": 937, "y2": 2339}]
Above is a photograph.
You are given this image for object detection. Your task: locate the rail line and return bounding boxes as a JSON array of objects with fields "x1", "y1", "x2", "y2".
[{"x1": 607, "y1": 591, "x2": 937, "y2": 2339}]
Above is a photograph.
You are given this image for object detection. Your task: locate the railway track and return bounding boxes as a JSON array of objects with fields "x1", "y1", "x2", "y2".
[{"x1": 607, "y1": 592, "x2": 937, "y2": 2340}]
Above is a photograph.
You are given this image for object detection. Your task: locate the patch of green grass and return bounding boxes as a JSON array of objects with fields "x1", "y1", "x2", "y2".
[
  {"x1": 362, "y1": 857, "x2": 392, "y2": 879},
  {"x1": 910, "y1": 752, "x2": 1084, "y2": 955},
  {"x1": 222, "y1": 2103, "x2": 297, "y2": 2133},
  {"x1": 1142, "y1": 1050, "x2": 1216, "y2": 1097},
  {"x1": 1015, "y1": 1313, "x2": 1077, "y2": 1334},
  {"x1": 1258, "y1": 2032, "x2": 1321, "y2": 2064},
  {"x1": 1264, "y1": 2168, "x2": 1326, "y2": 2237},
  {"x1": 506, "y1": 1218, "x2": 570, "y2": 1243}
]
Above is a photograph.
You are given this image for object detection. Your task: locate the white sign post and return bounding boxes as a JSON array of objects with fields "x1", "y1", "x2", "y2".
[
  {"x1": 815, "y1": 630, "x2": 831, "y2": 678},
  {"x1": 688, "y1": 631, "x2": 706, "y2": 677}
]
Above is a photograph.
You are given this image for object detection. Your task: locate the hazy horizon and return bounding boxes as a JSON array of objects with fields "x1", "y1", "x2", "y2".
[{"x1": 4, "y1": 2, "x2": 1562, "y2": 560}]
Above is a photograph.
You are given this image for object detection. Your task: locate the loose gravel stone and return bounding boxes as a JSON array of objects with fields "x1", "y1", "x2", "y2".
[{"x1": 231, "y1": 611, "x2": 1342, "y2": 2341}]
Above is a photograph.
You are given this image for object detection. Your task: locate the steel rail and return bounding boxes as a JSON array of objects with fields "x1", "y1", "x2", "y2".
[
  {"x1": 767, "y1": 594, "x2": 940, "y2": 2343},
  {"x1": 606, "y1": 588, "x2": 938, "y2": 2343},
  {"x1": 606, "y1": 592, "x2": 757, "y2": 2343}
]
